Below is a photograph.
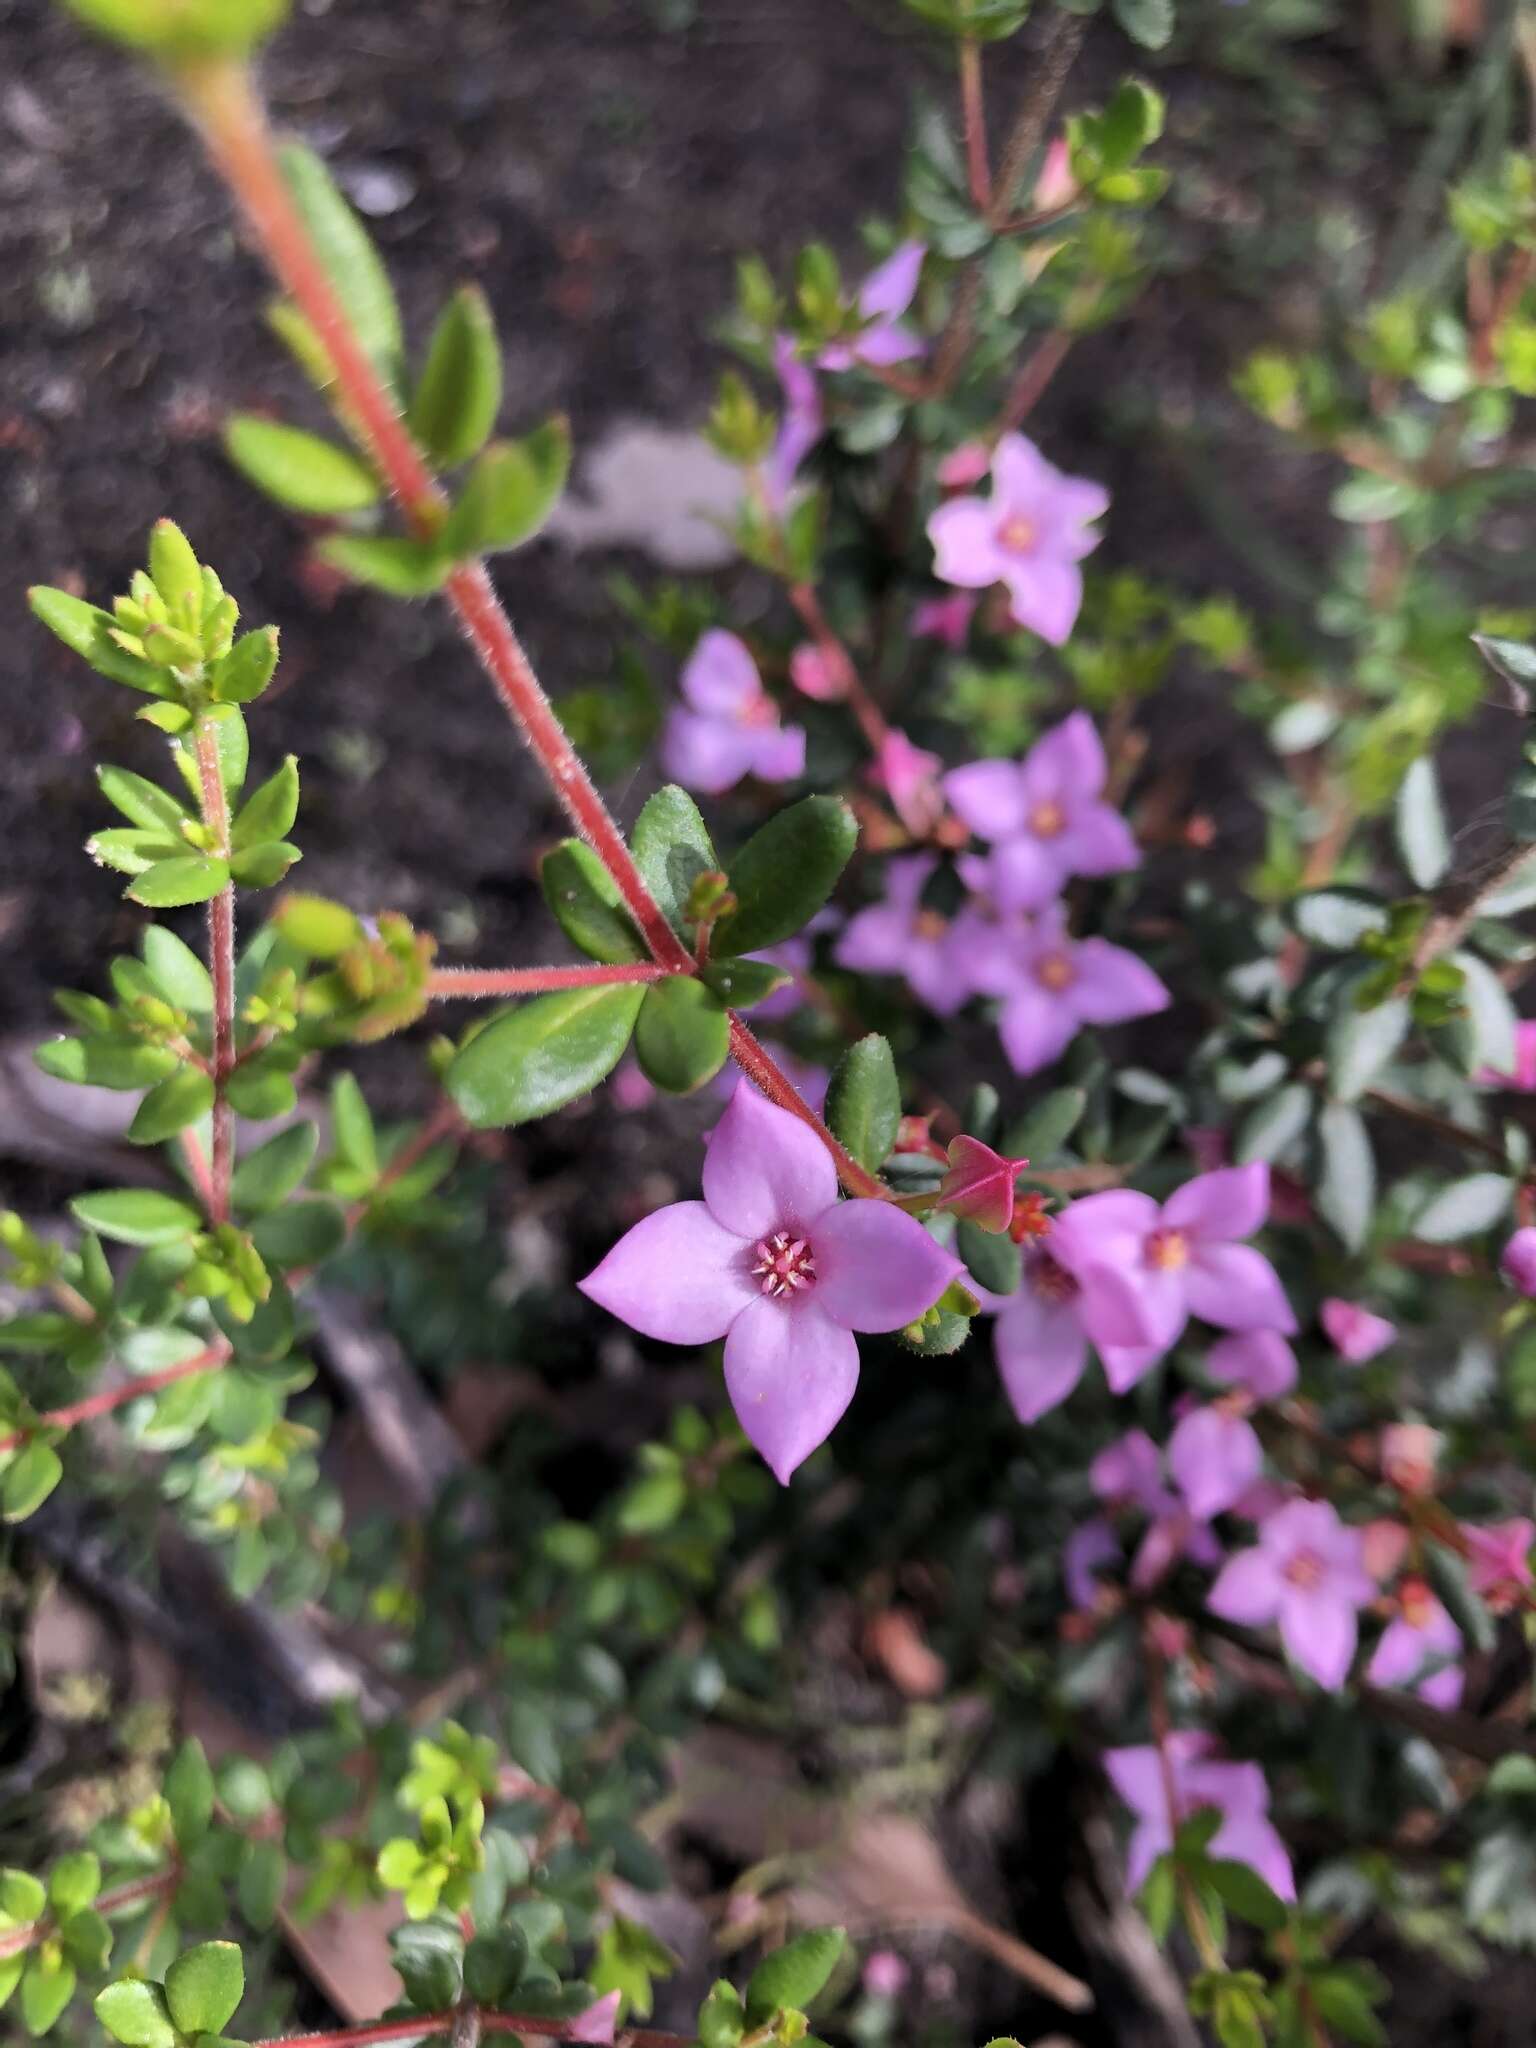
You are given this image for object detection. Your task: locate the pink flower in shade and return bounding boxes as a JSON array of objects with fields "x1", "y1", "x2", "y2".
[
  {"x1": 819, "y1": 241, "x2": 926, "y2": 371},
  {"x1": 871, "y1": 728, "x2": 946, "y2": 838},
  {"x1": 662, "y1": 630, "x2": 805, "y2": 795},
  {"x1": 569, "y1": 1994, "x2": 622, "y2": 2045},
  {"x1": 579, "y1": 1085, "x2": 961, "y2": 1483},
  {"x1": 834, "y1": 855, "x2": 974, "y2": 1015},
  {"x1": 861, "y1": 1951, "x2": 911, "y2": 1999},
  {"x1": 1319, "y1": 1297, "x2": 1396, "y2": 1364},
  {"x1": 789, "y1": 641, "x2": 851, "y2": 701},
  {"x1": 989, "y1": 1240, "x2": 1154, "y2": 1421},
  {"x1": 1064, "y1": 1517, "x2": 1121, "y2": 1610},
  {"x1": 1478, "y1": 1018, "x2": 1536, "y2": 1089},
  {"x1": 1205, "y1": 1329, "x2": 1298, "y2": 1400},
  {"x1": 1367, "y1": 1577, "x2": 1462, "y2": 1710},
  {"x1": 944, "y1": 713, "x2": 1140, "y2": 911},
  {"x1": 1501, "y1": 1228, "x2": 1536, "y2": 1297},
  {"x1": 1167, "y1": 1404, "x2": 1264, "y2": 1521},
  {"x1": 926, "y1": 432, "x2": 1109, "y2": 646},
  {"x1": 965, "y1": 903, "x2": 1170, "y2": 1077},
  {"x1": 1463, "y1": 1518, "x2": 1535, "y2": 1611},
  {"x1": 936, "y1": 442, "x2": 991, "y2": 489},
  {"x1": 1051, "y1": 1164, "x2": 1297, "y2": 1368},
  {"x1": 1207, "y1": 1498, "x2": 1373, "y2": 1691},
  {"x1": 764, "y1": 335, "x2": 823, "y2": 512},
  {"x1": 611, "y1": 1059, "x2": 657, "y2": 1113},
  {"x1": 912, "y1": 590, "x2": 977, "y2": 647},
  {"x1": 1090, "y1": 1428, "x2": 1222, "y2": 1592},
  {"x1": 1104, "y1": 1735, "x2": 1295, "y2": 1902}
]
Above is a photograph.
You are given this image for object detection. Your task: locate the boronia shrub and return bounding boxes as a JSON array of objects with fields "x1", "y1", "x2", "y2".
[{"x1": 12, "y1": 3, "x2": 1536, "y2": 2045}]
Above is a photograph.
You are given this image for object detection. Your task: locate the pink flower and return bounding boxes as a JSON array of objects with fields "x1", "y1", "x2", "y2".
[
  {"x1": 926, "y1": 432, "x2": 1108, "y2": 645},
  {"x1": 1064, "y1": 1517, "x2": 1121, "y2": 1610},
  {"x1": 965, "y1": 901, "x2": 1169, "y2": 1077},
  {"x1": 1104, "y1": 1735, "x2": 1295, "y2": 1901},
  {"x1": 1090, "y1": 1428, "x2": 1222, "y2": 1591},
  {"x1": 1502, "y1": 1228, "x2": 1536, "y2": 1297},
  {"x1": 989, "y1": 1239, "x2": 1153, "y2": 1420},
  {"x1": 789, "y1": 641, "x2": 850, "y2": 701},
  {"x1": 945, "y1": 713, "x2": 1140, "y2": 911},
  {"x1": 610, "y1": 1059, "x2": 656, "y2": 1112},
  {"x1": 861, "y1": 1951, "x2": 910, "y2": 1999},
  {"x1": 871, "y1": 728, "x2": 945, "y2": 838},
  {"x1": 936, "y1": 442, "x2": 991, "y2": 489},
  {"x1": 747, "y1": 937, "x2": 812, "y2": 1022},
  {"x1": 834, "y1": 855, "x2": 974, "y2": 1015},
  {"x1": 1205, "y1": 1329, "x2": 1298, "y2": 1400},
  {"x1": 569, "y1": 1993, "x2": 622, "y2": 2045},
  {"x1": 1050, "y1": 1164, "x2": 1296, "y2": 1371},
  {"x1": 579, "y1": 1084, "x2": 961, "y2": 1483},
  {"x1": 662, "y1": 630, "x2": 806, "y2": 794},
  {"x1": 912, "y1": 590, "x2": 977, "y2": 647},
  {"x1": 1464, "y1": 1519, "x2": 1534, "y2": 1610},
  {"x1": 1207, "y1": 1498, "x2": 1373, "y2": 1691},
  {"x1": 1367, "y1": 1577, "x2": 1462, "y2": 1710},
  {"x1": 819, "y1": 241, "x2": 926, "y2": 371},
  {"x1": 1478, "y1": 1019, "x2": 1536, "y2": 1089},
  {"x1": 764, "y1": 335, "x2": 823, "y2": 512},
  {"x1": 1167, "y1": 1404, "x2": 1264, "y2": 1521},
  {"x1": 1319, "y1": 1297, "x2": 1395, "y2": 1364},
  {"x1": 1033, "y1": 136, "x2": 1079, "y2": 211}
]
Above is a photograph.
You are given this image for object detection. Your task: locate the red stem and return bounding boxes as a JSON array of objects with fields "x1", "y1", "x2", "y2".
[
  {"x1": 194, "y1": 719, "x2": 237, "y2": 1224},
  {"x1": 428, "y1": 963, "x2": 674, "y2": 1000},
  {"x1": 959, "y1": 39, "x2": 991, "y2": 211},
  {"x1": 996, "y1": 326, "x2": 1073, "y2": 437},
  {"x1": 787, "y1": 583, "x2": 888, "y2": 756},
  {"x1": 0, "y1": 1343, "x2": 232, "y2": 1457},
  {"x1": 0, "y1": 1868, "x2": 178, "y2": 1959},
  {"x1": 254, "y1": 2016, "x2": 698, "y2": 2048}
]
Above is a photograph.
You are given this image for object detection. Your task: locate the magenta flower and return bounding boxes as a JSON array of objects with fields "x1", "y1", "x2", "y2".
[
  {"x1": 936, "y1": 442, "x2": 991, "y2": 490},
  {"x1": 661, "y1": 630, "x2": 806, "y2": 795},
  {"x1": 912, "y1": 590, "x2": 977, "y2": 647},
  {"x1": 1090, "y1": 1427, "x2": 1221, "y2": 1592},
  {"x1": 1478, "y1": 1019, "x2": 1536, "y2": 1089},
  {"x1": 1501, "y1": 1228, "x2": 1536, "y2": 1297},
  {"x1": 834, "y1": 855, "x2": 974, "y2": 1015},
  {"x1": 966, "y1": 902, "x2": 1169, "y2": 1076},
  {"x1": 788, "y1": 641, "x2": 851, "y2": 701},
  {"x1": 1051, "y1": 1163, "x2": 1296, "y2": 1363},
  {"x1": 764, "y1": 335, "x2": 823, "y2": 512},
  {"x1": 1206, "y1": 1329, "x2": 1298, "y2": 1400},
  {"x1": 819, "y1": 241, "x2": 926, "y2": 371},
  {"x1": 989, "y1": 1240, "x2": 1154, "y2": 1421},
  {"x1": 1464, "y1": 1518, "x2": 1534, "y2": 1609},
  {"x1": 861, "y1": 1951, "x2": 911, "y2": 1999},
  {"x1": 1367, "y1": 1578, "x2": 1462, "y2": 1710},
  {"x1": 1208, "y1": 1498, "x2": 1373, "y2": 1691},
  {"x1": 1104, "y1": 1735, "x2": 1295, "y2": 1902},
  {"x1": 945, "y1": 713, "x2": 1140, "y2": 911},
  {"x1": 870, "y1": 728, "x2": 945, "y2": 838},
  {"x1": 579, "y1": 1084, "x2": 961, "y2": 1483},
  {"x1": 1319, "y1": 1297, "x2": 1396, "y2": 1364},
  {"x1": 926, "y1": 433, "x2": 1108, "y2": 645},
  {"x1": 1168, "y1": 1403, "x2": 1264, "y2": 1521}
]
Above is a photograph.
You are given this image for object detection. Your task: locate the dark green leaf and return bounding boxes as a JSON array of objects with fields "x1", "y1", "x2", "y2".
[
  {"x1": 94, "y1": 1980, "x2": 176, "y2": 2048},
  {"x1": 97, "y1": 767, "x2": 191, "y2": 834},
  {"x1": 464, "y1": 1925, "x2": 529, "y2": 2006},
  {"x1": 1205, "y1": 1859, "x2": 1286, "y2": 1932},
  {"x1": 1290, "y1": 890, "x2": 1389, "y2": 950},
  {"x1": 1006, "y1": 1086, "x2": 1088, "y2": 1159},
  {"x1": 632, "y1": 786, "x2": 719, "y2": 932},
  {"x1": 69, "y1": 1189, "x2": 201, "y2": 1246},
  {"x1": 231, "y1": 756, "x2": 300, "y2": 851},
  {"x1": 230, "y1": 840, "x2": 301, "y2": 889},
  {"x1": 1, "y1": 1442, "x2": 63, "y2": 1523},
  {"x1": 697, "y1": 958, "x2": 792, "y2": 1009},
  {"x1": 634, "y1": 978, "x2": 730, "y2": 1094},
  {"x1": 1234, "y1": 1083, "x2": 1312, "y2": 1165},
  {"x1": 237, "y1": 1841, "x2": 285, "y2": 1932},
  {"x1": 330, "y1": 1073, "x2": 378, "y2": 1181},
  {"x1": 128, "y1": 1065, "x2": 215, "y2": 1145},
  {"x1": 825, "y1": 1034, "x2": 900, "y2": 1173},
  {"x1": 210, "y1": 627, "x2": 280, "y2": 706},
  {"x1": 250, "y1": 1199, "x2": 346, "y2": 1268},
  {"x1": 20, "y1": 1954, "x2": 75, "y2": 2037},
  {"x1": 1112, "y1": 0, "x2": 1174, "y2": 48},
  {"x1": 958, "y1": 1219, "x2": 1018, "y2": 1294},
  {"x1": 446, "y1": 985, "x2": 645, "y2": 1127},
  {"x1": 164, "y1": 1739, "x2": 215, "y2": 1848},
  {"x1": 408, "y1": 285, "x2": 503, "y2": 468},
  {"x1": 540, "y1": 840, "x2": 646, "y2": 964},
  {"x1": 143, "y1": 927, "x2": 213, "y2": 1011},
  {"x1": 36, "y1": 1038, "x2": 178, "y2": 1091},
  {"x1": 715, "y1": 797, "x2": 857, "y2": 955},
  {"x1": 1327, "y1": 995, "x2": 1409, "y2": 1102},
  {"x1": 224, "y1": 416, "x2": 380, "y2": 515},
  {"x1": 231, "y1": 1122, "x2": 318, "y2": 1216}
]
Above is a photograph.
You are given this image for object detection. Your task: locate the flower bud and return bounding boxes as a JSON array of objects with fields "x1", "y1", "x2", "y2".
[{"x1": 1502, "y1": 1226, "x2": 1536, "y2": 1296}]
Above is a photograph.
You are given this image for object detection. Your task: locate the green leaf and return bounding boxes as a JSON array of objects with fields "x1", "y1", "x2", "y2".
[
  {"x1": 541, "y1": 841, "x2": 646, "y2": 964},
  {"x1": 231, "y1": 1122, "x2": 318, "y2": 1216},
  {"x1": 127, "y1": 856, "x2": 230, "y2": 909},
  {"x1": 230, "y1": 841, "x2": 301, "y2": 889},
  {"x1": 408, "y1": 285, "x2": 503, "y2": 468},
  {"x1": 128, "y1": 1066, "x2": 215, "y2": 1145},
  {"x1": 318, "y1": 534, "x2": 450, "y2": 597},
  {"x1": 1315, "y1": 1102, "x2": 1375, "y2": 1254},
  {"x1": 1234, "y1": 1083, "x2": 1312, "y2": 1165},
  {"x1": 231, "y1": 757, "x2": 300, "y2": 851},
  {"x1": 237, "y1": 1842, "x2": 285, "y2": 1932},
  {"x1": 698, "y1": 1981, "x2": 746, "y2": 2048},
  {"x1": 957, "y1": 1218, "x2": 1018, "y2": 1294},
  {"x1": 446, "y1": 985, "x2": 645, "y2": 1127},
  {"x1": 0, "y1": 1442, "x2": 61, "y2": 1523},
  {"x1": 1413, "y1": 1172, "x2": 1513, "y2": 1243},
  {"x1": 28, "y1": 587, "x2": 172, "y2": 697},
  {"x1": 144, "y1": 927, "x2": 213, "y2": 1011},
  {"x1": 1205, "y1": 1859, "x2": 1286, "y2": 1932},
  {"x1": 745, "y1": 1928, "x2": 846, "y2": 2020},
  {"x1": 277, "y1": 143, "x2": 403, "y2": 385},
  {"x1": 330, "y1": 1073, "x2": 378, "y2": 1181},
  {"x1": 97, "y1": 767, "x2": 191, "y2": 834},
  {"x1": 825, "y1": 1034, "x2": 900, "y2": 1173},
  {"x1": 60, "y1": 1907, "x2": 111, "y2": 1973},
  {"x1": 1395, "y1": 757, "x2": 1451, "y2": 889},
  {"x1": 632, "y1": 786, "x2": 719, "y2": 932},
  {"x1": 463, "y1": 1925, "x2": 529, "y2": 2006},
  {"x1": 445, "y1": 420, "x2": 572, "y2": 556},
  {"x1": 696, "y1": 958, "x2": 792, "y2": 1009},
  {"x1": 58, "y1": 0, "x2": 288, "y2": 57},
  {"x1": 634, "y1": 978, "x2": 729, "y2": 1094},
  {"x1": 21, "y1": 1954, "x2": 76, "y2": 2037},
  {"x1": 616, "y1": 1469, "x2": 688, "y2": 1534},
  {"x1": 1327, "y1": 994, "x2": 1409, "y2": 1103},
  {"x1": 250, "y1": 1198, "x2": 346, "y2": 1269},
  {"x1": 164, "y1": 1943, "x2": 243, "y2": 2037},
  {"x1": 178, "y1": 707, "x2": 248, "y2": 802},
  {"x1": 1112, "y1": 0, "x2": 1174, "y2": 48},
  {"x1": 69, "y1": 1189, "x2": 201, "y2": 1247},
  {"x1": 1290, "y1": 889, "x2": 1389, "y2": 950},
  {"x1": 48, "y1": 1853, "x2": 100, "y2": 1920},
  {"x1": 225, "y1": 415, "x2": 380, "y2": 516},
  {"x1": 149, "y1": 519, "x2": 202, "y2": 615},
  {"x1": 1449, "y1": 950, "x2": 1518, "y2": 1079},
  {"x1": 36, "y1": 1038, "x2": 178, "y2": 1091},
  {"x1": 715, "y1": 797, "x2": 857, "y2": 955},
  {"x1": 1005, "y1": 1086, "x2": 1087, "y2": 1159},
  {"x1": 209, "y1": 627, "x2": 280, "y2": 706},
  {"x1": 164, "y1": 1738, "x2": 215, "y2": 1849},
  {"x1": 94, "y1": 1980, "x2": 177, "y2": 2048}
]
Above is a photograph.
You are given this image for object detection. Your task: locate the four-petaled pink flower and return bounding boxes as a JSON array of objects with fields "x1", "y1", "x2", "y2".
[
  {"x1": 1207, "y1": 1497, "x2": 1373, "y2": 1691},
  {"x1": 819, "y1": 241, "x2": 926, "y2": 371},
  {"x1": 834, "y1": 854, "x2": 970, "y2": 1015},
  {"x1": 1319, "y1": 1297, "x2": 1395, "y2": 1364},
  {"x1": 1051, "y1": 1163, "x2": 1296, "y2": 1368},
  {"x1": 662, "y1": 629, "x2": 806, "y2": 795},
  {"x1": 1367, "y1": 1577, "x2": 1462, "y2": 1710},
  {"x1": 579, "y1": 1084, "x2": 961, "y2": 1484},
  {"x1": 927, "y1": 432, "x2": 1108, "y2": 646},
  {"x1": 1104, "y1": 1734, "x2": 1295, "y2": 1902},
  {"x1": 946, "y1": 713, "x2": 1140, "y2": 911},
  {"x1": 966, "y1": 901, "x2": 1170, "y2": 1077}
]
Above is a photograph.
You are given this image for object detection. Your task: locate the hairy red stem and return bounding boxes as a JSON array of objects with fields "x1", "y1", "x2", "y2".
[
  {"x1": 253, "y1": 2015, "x2": 700, "y2": 2048},
  {"x1": 0, "y1": 1343, "x2": 232, "y2": 1457},
  {"x1": 428, "y1": 964, "x2": 674, "y2": 1000},
  {"x1": 195, "y1": 720, "x2": 237, "y2": 1223}
]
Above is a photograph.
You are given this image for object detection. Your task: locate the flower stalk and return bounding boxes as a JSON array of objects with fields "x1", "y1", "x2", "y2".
[{"x1": 194, "y1": 716, "x2": 237, "y2": 1222}]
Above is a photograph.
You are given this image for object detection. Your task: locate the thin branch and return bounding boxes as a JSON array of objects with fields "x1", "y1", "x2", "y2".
[
  {"x1": 959, "y1": 39, "x2": 990, "y2": 211},
  {"x1": 0, "y1": 1868, "x2": 178, "y2": 1960},
  {"x1": 1405, "y1": 838, "x2": 1536, "y2": 984},
  {"x1": 194, "y1": 718, "x2": 237, "y2": 1223},
  {"x1": 252, "y1": 2012, "x2": 700, "y2": 2048},
  {"x1": 428, "y1": 964, "x2": 675, "y2": 1000},
  {"x1": 987, "y1": 10, "x2": 1088, "y2": 229},
  {"x1": 997, "y1": 326, "x2": 1074, "y2": 435},
  {"x1": 0, "y1": 1342, "x2": 232, "y2": 1456}
]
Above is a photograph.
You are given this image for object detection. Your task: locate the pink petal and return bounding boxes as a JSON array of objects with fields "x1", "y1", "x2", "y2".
[
  {"x1": 1068, "y1": 939, "x2": 1171, "y2": 1026},
  {"x1": 723, "y1": 1296, "x2": 859, "y2": 1483},
  {"x1": 1023, "y1": 712, "x2": 1107, "y2": 802},
  {"x1": 1091, "y1": 1429, "x2": 1164, "y2": 1509},
  {"x1": 1050, "y1": 1189, "x2": 1161, "y2": 1272},
  {"x1": 1185, "y1": 1244, "x2": 1297, "y2": 1334},
  {"x1": 835, "y1": 904, "x2": 915, "y2": 979},
  {"x1": 569, "y1": 1993, "x2": 622, "y2": 2045},
  {"x1": 994, "y1": 1287, "x2": 1088, "y2": 1421},
  {"x1": 682, "y1": 629, "x2": 762, "y2": 716},
  {"x1": 1319, "y1": 1297, "x2": 1396, "y2": 1363},
  {"x1": 981, "y1": 835, "x2": 1067, "y2": 913},
  {"x1": 750, "y1": 723, "x2": 807, "y2": 784},
  {"x1": 860, "y1": 240, "x2": 926, "y2": 320},
  {"x1": 997, "y1": 984, "x2": 1078, "y2": 1075},
  {"x1": 812, "y1": 1200, "x2": 962, "y2": 1332},
  {"x1": 661, "y1": 709, "x2": 764, "y2": 795},
  {"x1": 1367, "y1": 1615, "x2": 1431, "y2": 1689},
  {"x1": 1209, "y1": 1814, "x2": 1295, "y2": 1904},
  {"x1": 1278, "y1": 1587, "x2": 1357, "y2": 1691},
  {"x1": 928, "y1": 497, "x2": 1005, "y2": 590},
  {"x1": 942, "y1": 759, "x2": 1030, "y2": 841},
  {"x1": 1099, "y1": 1339, "x2": 1166, "y2": 1392},
  {"x1": 990, "y1": 432, "x2": 1055, "y2": 506},
  {"x1": 702, "y1": 1083, "x2": 839, "y2": 1241},
  {"x1": 1207, "y1": 1546, "x2": 1284, "y2": 1628},
  {"x1": 1064, "y1": 1517, "x2": 1120, "y2": 1608},
  {"x1": 1103, "y1": 1745, "x2": 1169, "y2": 1825},
  {"x1": 1053, "y1": 475, "x2": 1113, "y2": 532},
  {"x1": 905, "y1": 937, "x2": 972, "y2": 1017},
  {"x1": 1206, "y1": 1329, "x2": 1298, "y2": 1399},
  {"x1": 579, "y1": 1201, "x2": 754, "y2": 1344},
  {"x1": 1162, "y1": 1164, "x2": 1271, "y2": 1244},
  {"x1": 854, "y1": 320, "x2": 924, "y2": 366},
  {"x1": 1059, "y1": 802, "x2": 1141, "y2": 877},
  {"x1": 1168, "y1": 1407, "x2": 1263, "y2": 1520},
  {"x1": 1003, "y1": 557, "x2": 1083, "y2": 647}
]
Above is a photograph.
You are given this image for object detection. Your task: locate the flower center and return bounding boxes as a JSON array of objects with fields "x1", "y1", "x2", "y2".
[
  {"x1": 1282, "y1": 1547, "x2": 1324, "y2": 1591},
  {"x1": 997, "y1": 515, "x2": 1037, "y2": 555},
  {"x1": 1144, "y1": 1227, "x2": 1188, "y2": 1271},
  {"x1": 912, "y1": 909, "x2": 948, "y2": 942},
  {"x1": 1028, "y1": 1250, "x2": 1077, "y2": 1304},
  {"x1": 752, "y1": 1230, "x2": 817, "y2": 1299},
  {"x1": 1028, "y1": 799, "x2": 1066, "y2": 838},
  {"x1": 738, "y1": 692, "x2": 777, "y2": 728},
  {"x1": 1399, "y1": 1576, "x2": 1433, "y2": 1629},
  {"x1": 1036, "y1": 951, "x2": 1075, "y2": 992}
]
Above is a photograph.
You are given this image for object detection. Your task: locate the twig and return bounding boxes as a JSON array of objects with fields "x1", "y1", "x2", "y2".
[
  {"x1": 0, "y1": 1341, "x2": 231, "y2": 1456},
  {"x1": 987, "y1": 11, "x2": 1088, "y2": 228},
  {"x1": 959, "y1": 38, "x2": 990, "y2": 211},
  {"x1": 427, "y1": 964, "x2": 674, "y2": 1000},
  {"x1": 1404, "y1": 838, "x2": 1536, "y2": 984}
]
